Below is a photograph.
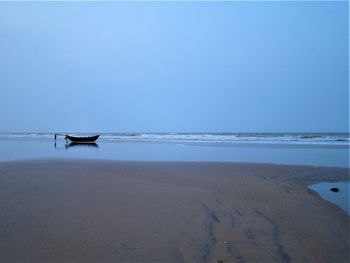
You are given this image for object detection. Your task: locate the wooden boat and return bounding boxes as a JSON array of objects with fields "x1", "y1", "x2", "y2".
[{"x1": 65, "y1": 134, "x2": 99, "y2": 143}]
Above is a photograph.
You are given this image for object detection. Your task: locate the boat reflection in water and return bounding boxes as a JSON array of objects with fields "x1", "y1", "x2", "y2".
[{"x1": 65, "y1": 142, "x2": 99, "y2": 149}]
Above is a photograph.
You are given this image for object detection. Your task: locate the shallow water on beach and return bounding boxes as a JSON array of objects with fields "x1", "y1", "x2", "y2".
[
  {"x1": 0, "y1": 134, "x2": 348, "y2": 168},
  {"x1": 309, "y1": 182, "x2": 350, "y2": 215}
]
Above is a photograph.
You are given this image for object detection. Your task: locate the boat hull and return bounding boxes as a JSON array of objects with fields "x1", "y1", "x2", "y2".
[{"x1": 66, "y1": 135, "x2": 99, "y2": 143}]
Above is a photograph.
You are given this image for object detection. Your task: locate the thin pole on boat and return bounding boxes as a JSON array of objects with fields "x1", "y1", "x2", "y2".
[
  {"x1": 54, "y1": 133, "x2": 70, "y2": 149},
  {"x1": 54, "y1": 133, "x2": 67, "y2": 140}
]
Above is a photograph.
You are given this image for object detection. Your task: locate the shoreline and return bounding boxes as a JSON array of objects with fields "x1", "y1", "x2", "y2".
[
  {"x1": 1, "y1": 157, "x2": 349, "y2": 175},
  {"x1": 0, "y1": 139, "x2": 348, "y2": 167},
  {"x1": 0, "y1": 159, "x2": 348, "y2": 262}
]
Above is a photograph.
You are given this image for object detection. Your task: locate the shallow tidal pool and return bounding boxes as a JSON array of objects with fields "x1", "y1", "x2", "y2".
[{"x1": 309, "y1": 182, "x2": 349, "y2": 215}]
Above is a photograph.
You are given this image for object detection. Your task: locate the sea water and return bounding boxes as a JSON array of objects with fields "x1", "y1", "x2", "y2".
[
  {"x1": 0, "y1": 132, "x2": 348, "y2": 167},
  {"x1": 309, "y1": 182, "x2": 349, "y2": 215}
]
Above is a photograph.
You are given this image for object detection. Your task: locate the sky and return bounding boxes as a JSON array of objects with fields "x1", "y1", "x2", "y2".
[{"x1": 0, "y1": 1, "x2": 348, "y2": 133}]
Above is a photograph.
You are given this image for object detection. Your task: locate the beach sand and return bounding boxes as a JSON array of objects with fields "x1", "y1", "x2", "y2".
[{"x1": 0, "y1": 160, "x2": 348, "y2": 262}]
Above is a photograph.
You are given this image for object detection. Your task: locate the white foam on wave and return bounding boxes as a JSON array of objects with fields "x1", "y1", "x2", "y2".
[{"x1": 99, "y1": 133, "x2": 349, "y2": 146}]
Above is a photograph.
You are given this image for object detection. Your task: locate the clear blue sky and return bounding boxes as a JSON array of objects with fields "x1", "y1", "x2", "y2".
[{"x1": 0, "y1": 1, "x2": 348, "y2": 133}]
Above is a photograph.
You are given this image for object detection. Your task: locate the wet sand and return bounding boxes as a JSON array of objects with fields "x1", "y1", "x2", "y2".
[{"x1": 0, "y1": 160, "x2": 348, "y2": 262}]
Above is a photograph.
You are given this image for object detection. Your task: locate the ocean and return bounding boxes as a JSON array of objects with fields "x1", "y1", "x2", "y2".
[{"x1": 0, "y1": 132, "x2": 348, "y2": 167}]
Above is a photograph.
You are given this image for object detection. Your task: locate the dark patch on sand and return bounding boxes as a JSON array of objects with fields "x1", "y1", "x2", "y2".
[
  {"x1": 199, "y1": 203, "x2": 220, "y2": 263},
  {"x1": 245, "y1": 228, "x2": 258, "y2": 246},
  {"x1": 254, "y1": 209, "x2": 292, "y2": 263},
  {"x1": 225, "y1": 242, "x2": 247, "y2": 263}
]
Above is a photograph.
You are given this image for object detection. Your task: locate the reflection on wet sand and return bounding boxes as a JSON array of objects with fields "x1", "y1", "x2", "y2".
[
  {"x1": 54, "y1": 142, "x2": 99, "y2": 149},
  {"x1": 65, "y1": 142, "x2": 99, "y2": 149}
]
